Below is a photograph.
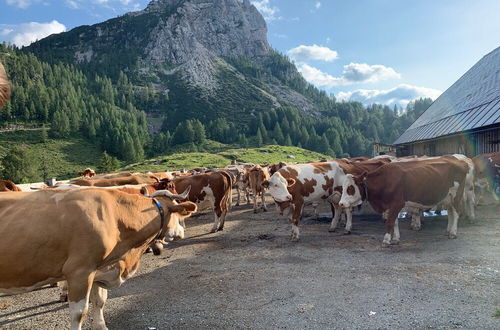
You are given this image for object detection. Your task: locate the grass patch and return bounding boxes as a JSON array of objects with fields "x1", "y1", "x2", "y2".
[
  {"x1": 219, "y1": 145, "x2": 328, "y2": 164},
  {"x1": 0, "y1": 130, "x2": 101, "y2": 181},
  {"x1": 123, "y1": 152, "x2": 230, "y2": 172},
  {"x1": 124, "y1": 144, "x2": 328, "y2": 172}
]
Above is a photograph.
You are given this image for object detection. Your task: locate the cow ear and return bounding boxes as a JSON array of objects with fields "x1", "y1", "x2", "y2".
[
  {"x1": 169, "y1": 202, "x2": 197, "y2": 216},
  {"x1": 279, "y1": 162, "x2": 286, "y2": 167},
  {"x1": 354, "y1": 171, "x2": 367, "y2": 183},
  {"x1": 261, "y1": 180, "x2": 269, "y2": 188},
  {"x1": 287, "y1": 178, "x2": 296, "y2": 187}
]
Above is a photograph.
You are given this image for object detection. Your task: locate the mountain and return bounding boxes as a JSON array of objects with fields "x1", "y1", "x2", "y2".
[
  {"x1": 2, "y1": 0, "x2": 429, "y2": 166},
  {"x1": 26, "y1": 0, "x2": 321, "y2": 129}
]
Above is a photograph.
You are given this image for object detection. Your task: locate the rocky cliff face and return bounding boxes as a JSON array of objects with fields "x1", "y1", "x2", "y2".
[{"x1": 27, "y1": 0, "x2": 318, "y2": 122}]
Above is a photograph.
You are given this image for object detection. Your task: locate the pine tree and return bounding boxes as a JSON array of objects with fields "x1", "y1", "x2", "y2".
[
  {"x1": 50, "y1": 110, "x2": 70, "y2": 138},
  {"x1": 190, "y1": 119, "x2": 206, "y2": 144},
  {"x1": 0, "y1": 145, "x2": 36, "y2": 183},
  {"x1": 97, "y1": 151, "x2": 120, "y2": 173},
  {"x1": 255, "y1": 128, "x2": 263, "y2": 146},
  {"x1": 272, "y1": 122, "x2": 284, "y2": 145},
  {"x1": 40, "y1": 124, "x2": 48, "y2": 143}
]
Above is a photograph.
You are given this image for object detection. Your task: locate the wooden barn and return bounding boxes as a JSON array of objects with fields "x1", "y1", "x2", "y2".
[{"x1": 394, "y1": 46, "x2": 500, "y2": 157}]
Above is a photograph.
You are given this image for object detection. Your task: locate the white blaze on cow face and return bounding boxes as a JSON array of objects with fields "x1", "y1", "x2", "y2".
[
  {"x1": 267, "y1": 172, "x2": 293, "y2": 203},
  {"x1": 339, "y1": 174, "x2": 363, "y2": 208}
]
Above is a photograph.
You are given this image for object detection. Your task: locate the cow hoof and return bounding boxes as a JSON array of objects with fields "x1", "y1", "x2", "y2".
[
  {"x1": 253, "y1": 209, "x2": 258, "y2": 214},
  {"x1": 328, "y1": 227, "x2": 336, "y2": 232},
  {"x1": 448, "y1": 233, "x2": 457, "y2": 239},
  {"x1": 236, "y1": 203, "x2": 240, "y2": 206},
  {"x1": 145, "y1": 247, "x2": 152, "y2": 254},
  {"x1": 382, "y1": 241, "x2": 391, "y2": 247},
  {"x1": 59, "y1": 294, "x2": 68, "y2": 303},
  {"x1": 391, "y1": 239, "x2": 400, "y2": 245},
  {"x1": 343, "y1": 230, "x2": 351, "y2": 235},
  {"x1": 263, "y1": 208, "x2": 268, "y2": 212}
]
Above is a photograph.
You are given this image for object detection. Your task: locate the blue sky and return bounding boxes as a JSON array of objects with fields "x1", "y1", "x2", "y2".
[{"x1": 1, "y1": 0, "x2": 499, "y2": 107}]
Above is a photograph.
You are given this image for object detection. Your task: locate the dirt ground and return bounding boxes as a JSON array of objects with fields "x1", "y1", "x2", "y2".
[{"x1": 1, "y1": 196, "x2": 499, "y2": 329}]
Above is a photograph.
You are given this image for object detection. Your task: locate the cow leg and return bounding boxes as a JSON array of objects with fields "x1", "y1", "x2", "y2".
[
  {"x1": 383, "y1": 207, "x2": 401, "y2": 247},
  {"x1": 67, "y1": 272, "x2": 95, "y2": 330},
  {"x1": 90, "y1": 285, "x2": 108, "y2": 330},
  {"x1": 312, "y1": 202, "x2": 319, "y2": 219},
  {"x1": 219, "y1": 209, "x2": 228, "y2": 231},
  {"x1": 466, "y1": 189, "x2": 475, "y2": 222},
  {"x1": 290, "y1": 203, "x2": 303, "y2": 241},
  {"x1": 410, "y1": 211, "x2": 421, "y2": 231},
  {"x1": 261, "y1": 192, "x2": 267, "y2": 212},
  {"x1": 246, "y1": 189, "x2": 251, "y2": 204},
  {"x1": 344, "y1": 207, "x2": 353, "y2": 234},
  {"x1": 328, "y1": 203, "x2": 341, "y2": 232},
  {"x1": 253, "y1": 191, "x2": 259, "y2": 213},
  {"x1": 447, "y1": 206, "x2": 459, "y2": 239},
  {"x1": 236, "y1": 187, "x2": 241, "y2": 206},
  {"x1": 392, "y1": 218, "x2": 400, "y2": 244},
  {"x1": 60, "y1": 281, "x2": 68, "y2": 302}
]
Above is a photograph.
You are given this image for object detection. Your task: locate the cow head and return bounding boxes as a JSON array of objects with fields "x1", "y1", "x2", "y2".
[
  {"x1": 262, "y1": 172, "x2": 294, "y2": 203},
  {"x1": 150, "y1": 187, "x2": 196, "y2": 241},
  {"x1": 339, "y1": 172, "x2": 366, "y2": 208}
]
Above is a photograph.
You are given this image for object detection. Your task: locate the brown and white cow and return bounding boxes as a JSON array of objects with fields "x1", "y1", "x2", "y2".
[
  {"x1": 78, "y1": 168, "x2": 95, "y2": 178},
  {"x1": 224, "y1": 164, "x2": 253, "y2": 206},
  {"x1": 248, "y1": 165, "x2": 270, "y2": 213},
  {"x1": 0, "y1": 179, "x2": 21, "y2": 192},
  {"x1": 171, "y1": 171, "x2": 233, "y2": 233},
  {"x1": 262, "y1": 160, "x2": 392, "y2": 240},
  {"x1": 0, "y1": 187, "x2": 195, "y2": 330},
  {"x1": 339, "y1": 156, "x2": 469, "y2": 246}
]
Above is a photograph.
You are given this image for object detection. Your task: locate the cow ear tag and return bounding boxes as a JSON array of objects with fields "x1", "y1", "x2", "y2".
[{"x1": 180, "y1": 209, "x2": 189, "y2": 216}]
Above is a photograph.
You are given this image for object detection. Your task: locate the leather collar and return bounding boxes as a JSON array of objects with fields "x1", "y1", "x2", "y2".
[{"x1": 152, "y1": 198, "x2": 166, "y2": 240}]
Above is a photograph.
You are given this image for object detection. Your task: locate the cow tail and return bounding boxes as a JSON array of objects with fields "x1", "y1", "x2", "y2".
[{"x1": 219, "y1": 170, "x2": 233, "y2": 212}]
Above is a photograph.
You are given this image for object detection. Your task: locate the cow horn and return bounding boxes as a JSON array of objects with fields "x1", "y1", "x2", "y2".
[{"x1": 151, "y1": 185, "x2": 191, "y2": 200}]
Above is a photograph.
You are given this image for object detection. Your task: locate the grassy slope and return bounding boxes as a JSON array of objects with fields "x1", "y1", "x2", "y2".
[
  {"x1": 124, "y1": 144, "x2": 328, "y2": 172},
  {"x1": 0, "y1": 131, "x2": 327, "y2": 179},
  {"x1": 0, "y1": 130, "x2": 101, "y2": 181}
]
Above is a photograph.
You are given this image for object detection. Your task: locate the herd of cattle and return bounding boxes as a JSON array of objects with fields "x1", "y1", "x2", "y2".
[{"x1": 0, "y1": 151, "x2": 499, "y2": 329}]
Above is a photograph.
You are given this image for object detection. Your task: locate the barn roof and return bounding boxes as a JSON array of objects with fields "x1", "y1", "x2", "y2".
[{"x1": 394, "y1": 46, "x2": 500, "y2": 145}]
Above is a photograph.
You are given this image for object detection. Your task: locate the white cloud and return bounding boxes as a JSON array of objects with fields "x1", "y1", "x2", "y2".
[
  {"x1": 342, "y1": 62, "x2": 401, "y2": 83},
  {"x1": 288, "y1": 44, "x2": 338, "y2": 62},
  {"x1": 336, "y1": 84, "x2": 441, "y2": 107},
  {"x1": 65, "y1": 0, "x2": 79, "y2": 9},
  {"x1": 251, "y1": 0, "x2": 280, "y2": 21},
  {"x1": 0, "y1": 21, "x2": 66, "y2": 47},
  {"x1": 297, "y1": 63, "x2": 344, "y2": 87},
  {"x1": 5, "y1": 0, "x2": 40, "y2": 9},
  {"x1": 296, "y1": 62, "x2": 401, "y2": 87},
  {"x1": 315, "y1": 2, "x2": 321, "y2": 9},
  {"x1": 65, "y1": 0, "x2": 137, "y2": 10}
]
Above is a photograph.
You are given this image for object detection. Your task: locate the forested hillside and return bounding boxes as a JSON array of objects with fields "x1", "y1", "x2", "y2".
[{"x1": 0, "y1": 43, "x2": 432, "y2": 164}]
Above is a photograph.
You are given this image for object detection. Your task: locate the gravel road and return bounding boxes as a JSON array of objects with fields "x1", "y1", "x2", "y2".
[{"x1": 1, "y1": 198, "x2": 499, "y2": 329}]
